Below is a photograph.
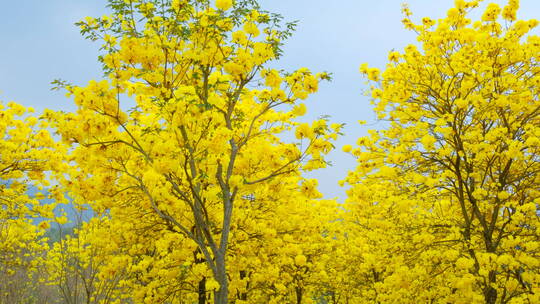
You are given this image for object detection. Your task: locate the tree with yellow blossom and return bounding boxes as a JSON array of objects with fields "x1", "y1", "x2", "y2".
[
  {"x1": 222, "y1": 191, "x2": 339, "y2": 304},
  {"x1": 345, "y1": 0, "x2": 540, "y2": 303},
  {"x1": 45, "y1": 215, "x2": 133, "y2": 304},
  {"x1": 49, "y1": 0, "x2": 338, "y2": 303},
  {"x1": 0, "y1": 101, "x2": 66, "y2": 303}
]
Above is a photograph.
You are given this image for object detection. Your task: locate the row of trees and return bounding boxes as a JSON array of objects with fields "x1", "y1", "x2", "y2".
[{"x1": 1, "y1": 0, "x2": 538, "y2": 303}]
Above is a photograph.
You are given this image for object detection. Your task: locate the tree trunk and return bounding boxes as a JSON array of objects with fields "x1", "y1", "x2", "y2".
[
  {"x1": 193, "y1": 247, "x2": 207, "y2": 304},
  {"x1": 484, "y1": 270, "x2": 498, "y2": 304},
  {"x1": 295, "y1": 286, "x2": 303, "y2": 304},
  {"x1": 484, "y1": 286, "x2": 497, "y2": 304},
  {"x1": 198, "y1": 277, "x2": 207, "y2": 304},
  {"x1": 214, "y1": 253, "x2": 228, "y2": 304}
]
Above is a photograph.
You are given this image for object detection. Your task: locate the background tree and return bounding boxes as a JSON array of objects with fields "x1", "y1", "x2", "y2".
[
  {"x1": 223, "y1": 184, "x2": 339, "y2": 304},
  {"x1": 0, "y1": 101, "x2": 66, "y2": 303},
  {"x1": 344, "y1": 0, "x2": 540, "y2": 303},
  {"x1": 44, "y1": 214, "x2": 131, "y2": 304},
  {"x1": 50, "y1": 0, "x2": 338, "y2": 303}
]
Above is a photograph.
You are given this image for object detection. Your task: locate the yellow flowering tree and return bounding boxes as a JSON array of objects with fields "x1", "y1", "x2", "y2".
[
  {"x1": 50, "y1": 0, "x2": 338, "y2": 303},
  {"x1": 345, "y1": 0, "x2": 540, "y2": 303},
  {"x1": 45, "y1": 216, "x2": 132, "y2": 304},
  {"x1": 223, "y1": 192, "x2": 339, "y2": 304},
  {"x1": 0, "y1": 101, "x2": 66, "y2": 303}
]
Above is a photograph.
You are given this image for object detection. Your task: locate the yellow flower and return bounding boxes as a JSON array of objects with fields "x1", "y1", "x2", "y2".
[
  {"x1": 388, "y1": 51, "x2": 400, "y2": 62},
  {"x1": 502, "y1": 0, "x2": 519, "y2": 21},
  {"x1": 216, "y1": 0, "x2": 233, "y2": 11},
  {"x1": 359, "y1": 63, "x2": 369, "y2": 74},
  {"x1": 56, "y1": 216, "x2": 68, "y2": 225},
  {"x1": 422, "y1": 17, "x2": 434, "y2": 27},
  {"x1": 294, "y1": 254, "x2": 307, "y2": 266},
  {"x1": 367, "y1": 68, "x2": 380, "y2": 81},
  {"x1": 497, "y1": 191, "x2": 510, "y2": 200},
  {"x1": 455, "y1": 98, "x2": 468, "y2": 109},
  {"x1": 262, "y1": 69, "x2": 282, "y2": 88},
  {"x1": 292, "y1": 103, "x2": 307, "y2": 116},
  {"x1": 295, "y1": 123, "x2": 313, "y2": 139},
  {"x1": 482, "y1": 3, "x2": 501, "y2": 22},
  {"x1": 38, "y1": 221, "x2": 50, "y2": 230},
  {"x1": 371, "y1": 88, "x2": 383, "y2": 99},
  {"x1": 243, "y1": 22, "x2": 260, "y2": 37}
]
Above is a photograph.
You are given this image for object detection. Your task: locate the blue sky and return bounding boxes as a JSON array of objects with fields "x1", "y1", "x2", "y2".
[{"x1": 1, "y1": 0, "x2": 539, "y2": 200}]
